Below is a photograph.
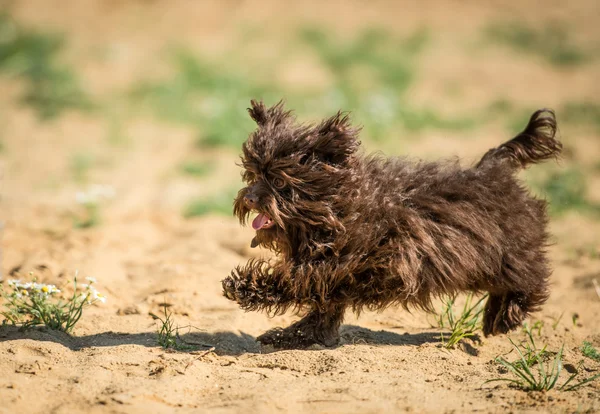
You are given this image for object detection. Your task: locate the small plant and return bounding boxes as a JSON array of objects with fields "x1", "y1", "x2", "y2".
[
  {"x1": 486, "y1": 338, "x2": 600, "y2": 391},
  {"x1": 581, "y1": 341, "x2": 600, "y2": 362},
  {"x1": 525, "y1": 320, "x2": 544, "y2": 337},
  {"x1": 0, "y1": 274, "x2": 106, "y2": 333},
  {"x1": 551, "y1": 311, "x2": 564, "y2": 330},
  {"x1": 514, "y1": 324, "x2": 550, "y2": 369},
  {"x1": 74, "y1": 202, "x2": 101, "y2": 229},
  {"x1": 152, "y1": 304, "x2": 195, "y2": 351},
  {"x1": 73, "y1": 184, "x2": 115, "y2": 228},
  {"x1": 436, "y1": 293, "x2": 487, "y2": 349}
]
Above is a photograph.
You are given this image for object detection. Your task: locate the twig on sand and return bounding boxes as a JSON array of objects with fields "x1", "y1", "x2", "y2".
[
  {"x1": 185, "y1": 347, "x2": 216, "y2": 370},
  {"x1": 592, "y1": 279, "x2": 600, "y2": 301},
  {"x1": 189, "y1": 347, "x2": 216, "y2": 356}
]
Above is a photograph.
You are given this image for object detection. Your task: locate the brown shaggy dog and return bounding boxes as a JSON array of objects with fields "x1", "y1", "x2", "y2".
[{"x1": 222, "y1": 100, "x2": 562, "y2": 349}]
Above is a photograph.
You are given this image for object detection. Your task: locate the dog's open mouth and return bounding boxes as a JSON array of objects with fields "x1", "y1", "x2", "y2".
[{"x1": 252, "y1": 213, "x2": 275, "y2": 230}]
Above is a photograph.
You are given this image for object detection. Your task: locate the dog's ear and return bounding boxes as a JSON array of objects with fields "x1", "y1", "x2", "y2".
[
  {"x1": 248, "y1": 100, "x2": 292, "y2": 127},
  {"x1": 309, "y1": 112, "x2": 360, "y2": 166}
]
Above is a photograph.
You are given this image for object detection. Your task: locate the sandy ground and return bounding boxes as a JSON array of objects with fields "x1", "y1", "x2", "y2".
[{"x1": 1, "y1": 1, "x2": 600, "y2": 413}]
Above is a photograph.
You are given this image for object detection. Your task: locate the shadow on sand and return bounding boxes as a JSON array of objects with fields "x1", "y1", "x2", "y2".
[{"x1": 0, "y1": 324, "x2": 445, "y2": 356}]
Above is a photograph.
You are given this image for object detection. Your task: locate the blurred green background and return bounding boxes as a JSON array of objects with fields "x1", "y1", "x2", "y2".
[{"x1": 0, "y1": 0, "x2": 599, "y2": 245}]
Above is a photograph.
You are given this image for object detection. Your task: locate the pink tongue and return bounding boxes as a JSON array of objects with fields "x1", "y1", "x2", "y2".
[{"x1": 252, "y1": 213, "x2": 269, "y2": 230}]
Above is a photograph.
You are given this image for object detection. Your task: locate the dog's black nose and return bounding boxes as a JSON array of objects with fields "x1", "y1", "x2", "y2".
[{"x1": 244, "y1": 195, "x2": 257, "y2": 208}]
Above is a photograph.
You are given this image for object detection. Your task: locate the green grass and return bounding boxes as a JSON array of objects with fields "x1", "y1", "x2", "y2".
[
  {"x1": 581, "y1": 341, "x2": 600, "y2": 362},
  {"x1": 562, "y1": 102, "x2": 600, "y2": 132},
  {"x1": 130, "y1": 48, "x2": 266, "y2": 149},
  {"x1": 551, "y1": 311, "x2": 564, "y2": 330},
  {"x1": 0, "y1": 14, "x2": 92, "y2": 119},
  {"x1": 299, "y1": 27, "x2": 477, "y2": 138},
  {"x1": 514, "y1": 323, "x2": 551, "y2": 369},
  {"x1": 179, "y1": 160, "x2": 214, "y2": 177},
  {"x1": 183, "y1": 188, "x2": 238, "y2": 218},
  {"x1": 523, "y1": 320, "x2": 544, "y2": 337},
  {"x1": 486, "y1": 98, "x2": 514, "y2": 116},
  {"x1": 396, "y1": 107, "x2": 477, "y2": 132},
  {"x1": 435, "y1": 293, "x2": 487, "y2": 349},
  {"x1": 489, "y1": 100, "x2": 600, "y2": 134},
  {"x1": 485, "y1": 21, "x2": 591, "y2": 67},
  {"x1": 131, "y1": 29, "x2": 477, "y2": 150},
  {"x1": 485, "y1": 337, "x2": 600, "y2": 391},
  {"x1": 536, "y1": 168, "x2": 600, "y2": 216},
  {"x1": 299, "y1": 26, "x2": 423, "y2": 94}
]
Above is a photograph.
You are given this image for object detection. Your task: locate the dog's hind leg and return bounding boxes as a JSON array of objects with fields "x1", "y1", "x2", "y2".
[
  {"x1": 486, "y1": 292, "x2": 527, "y2": 335},
  {"x1": 482, "y1": 294, "x2": 503, "y2": 336},
  {"x1": 484, "y1": 240, "x2": 551, "y2": 336},
  {"x1": 257, "y1": 305, "x2": 345, "y2": 349},
  {"x1": 484, "y1": 287, "x2": 549, "y2": 336}
]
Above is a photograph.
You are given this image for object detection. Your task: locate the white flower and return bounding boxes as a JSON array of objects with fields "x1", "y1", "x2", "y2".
[
  {"x1": 79, "y1": 285, "x2": 106, "y2": 304},
  {"x1": 76, "y1": 185, "x2": 115, "y2": 205},
  {"x1": 7, "y1": 279, "x2": 19, "y2": 287},
  {"x1": 20, "y1": 282, "x2": 61, "y2": 296},
  {"x1": 79, "y1": 283, "x2": 89, "y2": 290},
  {"x1": 93, "y1": 292, "x2": 107, "y2": 304},
  {"x1": 14, "y1": 282, "x2": 33, "y2": 290},
  {"x1": 85, "y1": 277, "x2": 97, "y2": 284},
  {"x1": 76, "y1": 191, "x2": 90, "y2": 204},
  {"x1": 89, "y1": 286, "x2": 107, "y2": 303},
  {"x1": 41, "y1": 284, "x2": 60, "y2": 295}
]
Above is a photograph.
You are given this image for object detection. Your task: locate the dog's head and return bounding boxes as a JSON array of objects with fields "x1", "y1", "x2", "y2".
[{"x1": 234, "y1": 100, "x2": 361, "y2": 256}]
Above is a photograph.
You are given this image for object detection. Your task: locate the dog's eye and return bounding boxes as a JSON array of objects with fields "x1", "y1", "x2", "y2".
[{"x1": 273, "y1": 177, "x2": 286, "y2": 189}]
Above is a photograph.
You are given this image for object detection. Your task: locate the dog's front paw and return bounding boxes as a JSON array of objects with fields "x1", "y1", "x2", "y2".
[
  {"x1": 222, "y1": 264, "x2": 284, "y2": 311},
  {"x1": 222, "y1": 276, "x2": 235, "y2": 301},
  {"x1": 222, "y1": 273, "x2": 245, "y2": 303},
  {"x1": 222, "y1": 270, "x2": 265, "y2": 310}
]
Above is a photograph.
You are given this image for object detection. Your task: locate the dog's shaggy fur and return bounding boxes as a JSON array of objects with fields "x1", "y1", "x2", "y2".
[{"x1": 222, "y1": 100, "x2": 562, "y2": 349}]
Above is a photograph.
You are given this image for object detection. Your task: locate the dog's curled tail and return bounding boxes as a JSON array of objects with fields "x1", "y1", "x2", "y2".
[{"x1": 477, "y1": 109, "x2": 562, "y2": 169}]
